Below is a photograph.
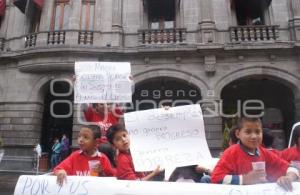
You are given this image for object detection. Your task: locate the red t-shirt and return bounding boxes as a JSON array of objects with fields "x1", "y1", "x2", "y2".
[
  {"x1": 116, "y1": 151, "x2": 145, "y2": 180},
  {"x1": 267, "y1": 148, "x2": 282, "y2": 157},
  {"x1": 54, "y1": 150, "x2": 116, "y2": 176},
  {"x1": 211, "y1": 144, "x2": 289, "y2": 184},
  {"x1": 84, "y1": 106, "x2": 123, "y2": 141},
  {"x1": 281, "y1": 146, "x2": 300, "y2": 162}
]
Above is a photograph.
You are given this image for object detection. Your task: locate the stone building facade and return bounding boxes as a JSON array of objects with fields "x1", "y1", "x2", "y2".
[{"x1": 0, "y1": 0, "x2": 299, "y2": 171}]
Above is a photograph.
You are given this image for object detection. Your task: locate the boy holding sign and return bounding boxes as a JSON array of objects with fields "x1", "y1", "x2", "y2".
[
  {"x1": 211, "y1": 117, "x2": 299, "y2": 191},
  {"x1": 107, "y1": 124, "x2": 161, "y2": 180},
  {"x1": 54, "y1": 125, "x2": 115, "y2": 186}
]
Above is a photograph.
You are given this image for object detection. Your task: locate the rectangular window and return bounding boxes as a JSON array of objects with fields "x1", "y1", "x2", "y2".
[
  {"x1": 233, "y1": 0, "x2": 271, "y2": 26},
  {"x1": 51, "y1": 0, "x2": 70, "y2": 30},
  {"x1": 80, "y1": 0, "x2": 95, "y2": 31},
  {"x1": 148, "y1": 0, "x2": 175, "y2": 29},
  {"x1": 29, "y1": 3, "x2": 42, "y2": 33}
]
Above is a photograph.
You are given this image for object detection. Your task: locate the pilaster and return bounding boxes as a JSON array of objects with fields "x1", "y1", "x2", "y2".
[{"x1": 198, "y1": 0, "x2": 216, "y2": 43}]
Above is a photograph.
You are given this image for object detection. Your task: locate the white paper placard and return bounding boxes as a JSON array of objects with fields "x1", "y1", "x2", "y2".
[
  {"x1": 74, "y1": 61, "x2": 132, "y2": 103},
  {"x1": 124, "y1": 104, "x2": 212, "y2": 171},
  {"x1": 14, "y1": 175, "x2": 300, "y2": 195},
  {"x1": 14, "y1": 175, "x2": 116, "y2": 195}
]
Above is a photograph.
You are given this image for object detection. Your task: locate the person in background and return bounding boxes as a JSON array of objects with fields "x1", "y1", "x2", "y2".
[
  {"x1": 219, "y1": 126, "x2": 239, "y2": 157},
  {"x1": 74, "y1": 73, "x2": 133, "y2": 142},
  {"x1": 60, "y1": 134, "x2": 70, "y2": 161},
  {"x1": 262, "y1": 128, "x2": 281, "y2": 156},
  {"x1": 54, "y1": 125, "x2": 115, "y2": 186},
  {"x1": 33, "y1": 142, "x2": 42, "y2": 173},
  {"x1": 106, "y1": 124, "x2": 161, "y2": 180},
  {"x1": 281, "y1": 123, "x2": 300, "y2": 162},
  {"x1": 51, "y1": 137, "x2": 61, "y2": 169},
  {"x1": 211, "y1": 117, "x2": 299, "y2": 192},
  {"x1": 83, "y1": 103, "x2": 124, "y2": 142},
  {"x1": 229, "y1": 125, "x2": 239, "y2": 146},
  {"x1": 98, "y1": 143, "x2": 118, "y2": 177}
]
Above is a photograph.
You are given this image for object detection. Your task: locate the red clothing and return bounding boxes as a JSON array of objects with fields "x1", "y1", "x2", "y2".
[
  {"x1": 116, "y1": 151, "x2": 145, "y2": 180},
  {"x1": 84, "y1": 106, "x2": 123, "y2": 141},
  {"x1": 211, "y1": 144, "x2": 289, "y2": 184},
  {"x1": 281, "y1": 146, "x2": 300, "y2": 162},
  {"x1": 54, "y1": 150, "x2": 116, "y2": 176},
  {"x1": 267, "y1": 148, "x2": 282, "y2": 157},
  {"x1": 0, "y1": 0, "x2": 6, "y2": 17}
]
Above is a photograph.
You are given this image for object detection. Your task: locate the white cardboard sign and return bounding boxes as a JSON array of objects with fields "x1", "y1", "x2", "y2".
[
  {"x1": 124, "y1": 104, "x2": 212, "y2": 171},
  {"x1": 14, "y1": 175, "x2": 300, "y2": 195},
  {"x1": 74, "y1": 61, "x2": 132, "y2": 103}
]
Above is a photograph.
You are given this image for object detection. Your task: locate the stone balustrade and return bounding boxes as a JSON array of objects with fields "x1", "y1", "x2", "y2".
[
  {"x1": 0, "y1": 38, "x2": 4, "y2": 51},
  {"x1": 25, "y1": 33, "x2": 37, "y2": 48},
  {"x1": 78, "y1": 31, "x2": 93, "y2": 45},
  {"x1": 47, "y1": 31, "x2": 66, "y2": 45},
  {"x1": 138, "y1": 28, "x2": 186, "y2": 45},
  {"x1": 230, "y1": 25, "x2": 279, "y2": 42}
]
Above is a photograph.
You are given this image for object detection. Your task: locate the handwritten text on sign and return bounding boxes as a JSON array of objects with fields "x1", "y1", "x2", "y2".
[
  {"x1": 74, "y1": 61, "x2": 132, "y2": 103},
  {"x1": 14, "y1": 175, "x2": 300, "y2": 195},
  {"x1": 124, "y1": 104, "x2": 212, "y2": 171}
]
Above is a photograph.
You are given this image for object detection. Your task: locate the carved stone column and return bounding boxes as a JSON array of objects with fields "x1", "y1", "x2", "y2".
[
  {"x1": 290, "y1": 0, "x2": 300, "y2": 41},
  {"x1": 111, "y1": 0, "x2": 123, "y2": 46},
  {"x1": 199, "y1": 0, "x2": 216, "y2": 43},
  {"x1": 112, "y1": 0, "x2": 123, "y2": 31},
  {"x1": 291, "y1": 0, "x2": 300, "y2": 17},
  {"x1": 65, "y1": 0, "x2": 81, "y2": 45}
]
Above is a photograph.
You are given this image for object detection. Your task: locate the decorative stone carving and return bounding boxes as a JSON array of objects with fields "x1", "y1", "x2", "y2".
[{"x1": 204, "y1": 55, "x2": 216, "y2": 74}]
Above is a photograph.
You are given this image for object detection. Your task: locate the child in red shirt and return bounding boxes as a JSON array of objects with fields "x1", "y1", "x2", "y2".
[
  {"x1": 211, "y1": 117, "x2": 299, "y2": 191},
  {"x1": 54, "y1": 125, "x2": 116, "y2": 186},
  {"x1": 106, "y1": 124, "x2": 161, "y2": 180},
  {"x1": 281, "y1": 123, "x2": 300, "y2": 162}
]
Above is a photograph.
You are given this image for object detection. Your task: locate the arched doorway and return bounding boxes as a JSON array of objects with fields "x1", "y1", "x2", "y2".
[
  {"x1": 41, "y1": 79, "x2": 73, "y2": 156},
  {"x1": 221, "y1": 76, "x2": 295, "y2": 149},
  {"x1": 131, "y1": 77, "x2": 202, "y2": 111}
]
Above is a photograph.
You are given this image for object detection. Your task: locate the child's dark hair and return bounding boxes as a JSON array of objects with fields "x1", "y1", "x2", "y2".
[
  {"x1": 98, "y1": 143, "x2": 116, "y2": 167},
  {"x1": 292, "y1": 125, "x2": 300, "y2": 146},
  {"x1": 229, "y1": 125, "x2": 239, "y2": 144},
  {"x1": 92, "y1": 103, "x2": 98, "y2": 109},
  {"x1": 106, "y1": 124, "x2": 127, "y2": 144},
  {"x1": 79, "y1": 125, "x2": 101, "y2": 139},
  {"x1": 262, "y1": 128, "x2": 274, "y2": 148},
  {"x1": 237, "y1": 117, "x2": 262, "y2": 130}
]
